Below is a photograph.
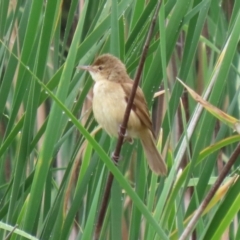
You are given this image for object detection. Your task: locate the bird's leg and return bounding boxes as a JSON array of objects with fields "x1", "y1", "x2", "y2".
[
  {"x1": 112, "y1": 125, "x2": 134, "y2": 164},
  {"x1": 118, "y1": 125, "x2": 134, "y2": 144},
  {"x1": 111, "y1": 152, "x2": 122, "y2": 164},
  {"x1": 124, "y1": 136, "x2": 134, "y2": 144},
  {"x1": 118, "y1": 124, "x2": 127, "y2": 137}
]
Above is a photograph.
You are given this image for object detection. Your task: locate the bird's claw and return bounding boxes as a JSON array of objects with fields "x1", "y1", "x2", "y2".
[
  {"x1": 124, "y1": 136, "x2": 134, "y2": 144},
  {"x1": 111, "y1": 152, "x2": 122, "y2": 164},
  {"x1": 118, "y1": 125, "x2": 133, "y2": 144},
  {"x1": 118, "y1": 125, "x2": 127, "y2": 137}
]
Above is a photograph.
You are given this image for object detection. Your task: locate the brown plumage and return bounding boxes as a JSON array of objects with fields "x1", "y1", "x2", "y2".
[{"x1": 78, "y1": 54, "x2": 167, "y2": 175}]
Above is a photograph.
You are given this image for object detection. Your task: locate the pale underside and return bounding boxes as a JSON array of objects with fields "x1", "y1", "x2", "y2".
[{"x1": 93, "y1": 80, "x2": 143, "y2": 138}]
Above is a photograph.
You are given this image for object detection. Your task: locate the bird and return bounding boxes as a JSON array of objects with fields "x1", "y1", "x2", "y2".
[{"x1": 78, "y1": 54, "x2": 167, "y2": 175}]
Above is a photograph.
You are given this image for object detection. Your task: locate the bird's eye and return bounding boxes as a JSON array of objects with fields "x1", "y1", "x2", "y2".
[{"x1": 98, "y1": 66, "x2": 103, "y2": 70}]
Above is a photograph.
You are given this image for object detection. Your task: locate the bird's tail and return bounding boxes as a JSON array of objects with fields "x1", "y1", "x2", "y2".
[{"x1": 139, "y1": 129, "x2": 167, "y2": 175}]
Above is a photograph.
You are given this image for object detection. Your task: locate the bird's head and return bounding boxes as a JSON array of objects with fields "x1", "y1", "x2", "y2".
[{"x1": 78, "y1": 54, "x2": 129, "y2": 82}]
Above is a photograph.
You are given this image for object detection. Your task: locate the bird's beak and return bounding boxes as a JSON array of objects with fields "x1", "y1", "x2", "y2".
[{"x1": 77, "y1": 65, "x2": 94, "y2": 72}]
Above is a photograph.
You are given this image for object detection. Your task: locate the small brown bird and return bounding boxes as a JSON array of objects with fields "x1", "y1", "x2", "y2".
[{"x1": 78, "y1": 54, "x2": 167, "y2": 175}]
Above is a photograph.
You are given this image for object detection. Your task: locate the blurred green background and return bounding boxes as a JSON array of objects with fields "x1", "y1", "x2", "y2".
[{"x1": 0, "y1": 0, "x2": 240, "y2": 239}]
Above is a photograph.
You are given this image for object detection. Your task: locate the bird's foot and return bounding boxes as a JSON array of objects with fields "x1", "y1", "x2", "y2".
[
  {"x1": 111, "y1": 152, "x2": 122, "y2": 164},
  {"x1": 124, "y1": 136, "x2": 134, "y2": 144},
  {"x1": 118, "y1": 125, "x2": 127, "y2": 138},
  {"x1": 118, "y1": 125, "x2": 133, "y2": 144}
]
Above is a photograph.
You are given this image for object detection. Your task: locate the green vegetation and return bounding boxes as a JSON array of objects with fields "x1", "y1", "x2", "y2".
[{"x1": 0, "y1": 0, "x2": 240, "y2": 239}]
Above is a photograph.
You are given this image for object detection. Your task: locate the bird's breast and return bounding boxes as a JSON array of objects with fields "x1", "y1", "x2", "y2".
[{"x1": 92, "y1": 81, "x2": 141, "y2": 138}]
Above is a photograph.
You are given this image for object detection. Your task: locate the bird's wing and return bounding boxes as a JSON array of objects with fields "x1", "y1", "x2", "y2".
[{"x1": 121, "y1": 82, "x2": 155, "y2": 135}]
